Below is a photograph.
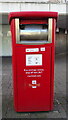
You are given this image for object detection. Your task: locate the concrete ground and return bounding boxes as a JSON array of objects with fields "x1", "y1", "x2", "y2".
[{"x1": 2, "y1": 54, "x2": 67, "y2": 119}]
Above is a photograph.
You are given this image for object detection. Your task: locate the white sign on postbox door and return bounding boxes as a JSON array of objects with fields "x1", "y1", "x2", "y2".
[{"x1": 26, "y1": 54, "x2": 42, "y2": 66}]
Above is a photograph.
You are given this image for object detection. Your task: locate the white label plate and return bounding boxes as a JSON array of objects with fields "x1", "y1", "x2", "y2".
[
  {"x1": 32, "y1": 80, "x2": 36, "y2": 84},
  {"x1": 26, "y1": 48, "x2": 39, "y2": 52},
  {"x1": 40, "y1": 47, "x2": 45, "y2": 51}
]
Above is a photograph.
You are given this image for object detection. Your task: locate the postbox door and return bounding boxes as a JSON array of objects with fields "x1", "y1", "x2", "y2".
[{"x1": 16, "y1": 46, "x2": 51, "y2": 111}]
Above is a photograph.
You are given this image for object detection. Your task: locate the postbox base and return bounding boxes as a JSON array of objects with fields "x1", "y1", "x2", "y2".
[
  {"x1": 14, "y1": 104, "x2": 54, "y2": 112},
  {"x1": 15, "y1": 108, "x2": 53, "y2": 112}
]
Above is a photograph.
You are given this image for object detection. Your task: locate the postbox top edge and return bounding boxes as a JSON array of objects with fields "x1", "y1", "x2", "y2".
[{"x1": 9, "y1": 11, "x2": 58, "y2": 24}]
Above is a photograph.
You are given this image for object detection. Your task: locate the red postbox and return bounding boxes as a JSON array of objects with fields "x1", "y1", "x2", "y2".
[{"x1": 9, "y1": 11, "x2": 58, "y2": 112}]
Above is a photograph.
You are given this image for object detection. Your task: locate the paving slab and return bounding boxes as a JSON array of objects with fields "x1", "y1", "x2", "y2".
[
  {"x1": 4, "y1": 95, "x2": 66, "y2": 119},
  {"x1": 2, "y1": 95, "x2": 10, "y2": 118},
  {"x1": 0, "y1": 95, "x2": 2, "y2": 120}
]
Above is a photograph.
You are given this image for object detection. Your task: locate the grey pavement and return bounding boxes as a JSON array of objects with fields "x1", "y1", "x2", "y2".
[
  {"x1": 2, "y1": 54, "x2": 67, "y2": 119},
  {"x1": 0, "y1": 57, "x2": 2, "y2": 120}
]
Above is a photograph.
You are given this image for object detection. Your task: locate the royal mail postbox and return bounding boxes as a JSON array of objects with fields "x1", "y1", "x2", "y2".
[{"x1": 9, "y1": 11, "x2": 58, "y2": 112}]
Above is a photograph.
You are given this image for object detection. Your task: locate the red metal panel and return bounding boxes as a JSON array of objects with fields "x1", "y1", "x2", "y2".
[
  {"x1": 20, "y1": 19, "x2": 47, "y2": 25},
  {"x1": 9, "y1": 11, "x2": 58, "y2": 24},
  {"x1": 10, "y1": 19, "x2": 18, "y2": 111},
  {"x1": 50, "y1": 19, "x2": 56, "y2": 110},
  {"x1": 16, "y1": 45, "x2": 51, "y2": 112}
]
